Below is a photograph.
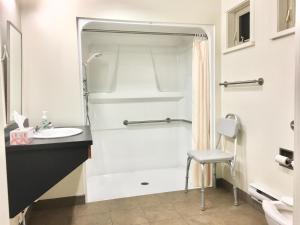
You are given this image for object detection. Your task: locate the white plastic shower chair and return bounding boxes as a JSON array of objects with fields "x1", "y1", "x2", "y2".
[{"x1": 185, "y1": 113, "x2": 240, "y2": 210}]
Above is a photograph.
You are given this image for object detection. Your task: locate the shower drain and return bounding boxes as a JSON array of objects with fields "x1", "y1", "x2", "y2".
[{"x1": 140, "y1": 182, "x2": 149, "y2": 185}]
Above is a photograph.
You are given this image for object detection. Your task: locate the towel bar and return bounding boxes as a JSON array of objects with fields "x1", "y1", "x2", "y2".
[
  {"x1": 219, "y1": 78, "x2": 264, "y2": 87},
  {"x1": 123, "y1": 118, "x2": 192, "y2": 125}
]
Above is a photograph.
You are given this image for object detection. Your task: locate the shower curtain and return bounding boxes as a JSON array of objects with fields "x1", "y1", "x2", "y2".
[{"x1": 192, "y1": 37, "x2": 212, "y2": 187}]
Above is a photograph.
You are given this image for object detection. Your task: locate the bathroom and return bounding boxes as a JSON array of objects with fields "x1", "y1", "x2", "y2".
[{"x1": 0, "y1": 0, "x2": 299, "y2": 225}]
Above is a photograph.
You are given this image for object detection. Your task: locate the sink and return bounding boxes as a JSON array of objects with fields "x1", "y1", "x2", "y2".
[{"x1": 33, "y1": 128, "x2": 83, "y2": 139}]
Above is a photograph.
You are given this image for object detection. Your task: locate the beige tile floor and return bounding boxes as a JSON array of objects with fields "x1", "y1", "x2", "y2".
[{"x1": 28, "y1": 188, "x2": 268, "y2": 225}]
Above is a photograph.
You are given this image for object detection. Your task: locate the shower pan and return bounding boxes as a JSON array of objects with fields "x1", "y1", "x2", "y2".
[{"x1": 78, "y1": 19, "x2": 215, "y2": 202}]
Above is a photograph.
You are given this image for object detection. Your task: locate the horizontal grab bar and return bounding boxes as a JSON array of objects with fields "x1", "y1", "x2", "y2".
[
  {"x1": 123, "y1": 118, "x2": 192, "y2": 126},
  {"x1": 219, "y1": 78, "x2": 264, "y2": 87}
]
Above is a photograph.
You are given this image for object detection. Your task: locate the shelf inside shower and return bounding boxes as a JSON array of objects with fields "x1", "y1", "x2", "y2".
[{"x1": 88, "y1": 92, "x2": 184, "y2": 103}]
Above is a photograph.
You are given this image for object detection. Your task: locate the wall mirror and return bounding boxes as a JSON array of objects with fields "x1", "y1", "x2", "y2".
[{"x1": 6, "y1": 21, "x2": 22, "y2": 122}]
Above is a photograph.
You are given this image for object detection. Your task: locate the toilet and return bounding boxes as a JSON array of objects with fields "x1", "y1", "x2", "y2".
[{"x1": 262, "y1": 197, "x2": 293, "y2": 225}]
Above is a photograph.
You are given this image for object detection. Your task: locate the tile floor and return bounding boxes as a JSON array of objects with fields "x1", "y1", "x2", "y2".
[{"x1": 28, "y1": 188, "x2": 268, "y2": 225}]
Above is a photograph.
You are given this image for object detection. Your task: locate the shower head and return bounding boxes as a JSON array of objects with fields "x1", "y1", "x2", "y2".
[{"x1": 84, "y1": 52, "x2": 102, "y2": 66}]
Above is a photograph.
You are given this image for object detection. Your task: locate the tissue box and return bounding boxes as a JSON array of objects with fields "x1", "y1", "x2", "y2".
[{"x1": 10, "y1": 127, "x2": 34, "y2": 145}]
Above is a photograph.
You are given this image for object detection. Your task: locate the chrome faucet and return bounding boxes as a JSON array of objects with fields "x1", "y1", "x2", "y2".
[{"x1": 35, "y1": 122, "x2": 53, "y2": 132}]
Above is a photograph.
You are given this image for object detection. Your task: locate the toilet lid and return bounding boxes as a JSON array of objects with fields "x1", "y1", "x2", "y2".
[{"x1": 281, "y1": 197, "x2": 293, "y2": 207}]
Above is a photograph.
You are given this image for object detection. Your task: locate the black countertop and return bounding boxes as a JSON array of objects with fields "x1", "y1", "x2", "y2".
[
  {"x1": 6, "y1": 126, "x2": 93, "y2": 153},
  {"x1": 5, "y1": 125, "x2": 93, "y2": 218}
]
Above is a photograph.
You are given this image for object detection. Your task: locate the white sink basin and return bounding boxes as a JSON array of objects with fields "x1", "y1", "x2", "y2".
[{"x1": 33, "y1": 128, "x2": 83, "y2": 139}]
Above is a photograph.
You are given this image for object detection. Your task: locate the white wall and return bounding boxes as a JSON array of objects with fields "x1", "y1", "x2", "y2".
[
  {"x1": 0, "y1": 0, "x2": 21, "y2": 44},
  {"x1": 0, "y1": 22, "x2": 10, "y2": 225},
  {"x1": 0, "y1": 1, "x2": 22, "y2": 224},
  {"x1": 221, "y1": 0, "x2": 294, "y2": 197},
  {"x1": 293, "y1": 2, "x2": 300, "y2": 223},
  {"x1": 20, "y1": 0, "x2": 221, "y2": 199}
]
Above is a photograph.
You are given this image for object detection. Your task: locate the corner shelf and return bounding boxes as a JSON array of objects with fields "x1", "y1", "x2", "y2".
[{"x1": 88, "y1": 92, "x2": 184, "y2": 103}]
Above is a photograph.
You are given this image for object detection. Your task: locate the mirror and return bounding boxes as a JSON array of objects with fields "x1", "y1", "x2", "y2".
[{"x1": 6, "y1": 21, "x2": 22, "y2": 122}]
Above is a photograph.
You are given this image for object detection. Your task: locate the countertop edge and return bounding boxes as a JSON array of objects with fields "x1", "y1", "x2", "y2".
[{"x1": 5, "y1": 126, "x2": 93, "y2": 153}]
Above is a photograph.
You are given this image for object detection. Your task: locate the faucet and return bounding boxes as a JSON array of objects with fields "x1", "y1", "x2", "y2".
[
  {"x1": 34, "y1": 111, "x2": 53, "y2": 132},
  {"x1": 35, "y1": 122, "x2": 53, "y2": 132}
]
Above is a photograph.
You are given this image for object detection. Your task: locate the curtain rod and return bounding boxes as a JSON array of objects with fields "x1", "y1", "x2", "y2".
[{"x1": 82, "y1": 28, "x2": 208, "y2": 38}]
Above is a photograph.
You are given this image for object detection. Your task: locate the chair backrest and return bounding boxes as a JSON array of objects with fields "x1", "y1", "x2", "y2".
[
  {"x1": 216, "y1": 114, "x2": 240, "y2": 167},
  {"x1": 216, "y1": 116, "x2": 240, "y2": 139}
]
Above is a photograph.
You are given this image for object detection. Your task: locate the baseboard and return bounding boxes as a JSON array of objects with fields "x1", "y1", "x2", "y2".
[
  {"x1": 216, "y1": 178, "x2": 264, "y2": 213},
  {"x1": 31, "y1": 195, "x2": 85, "y2": 211}
]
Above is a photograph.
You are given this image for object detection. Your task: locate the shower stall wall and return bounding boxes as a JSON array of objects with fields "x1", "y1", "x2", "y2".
[{"x1": 79, "y1": 20, "x2": 212, "y2": 202}]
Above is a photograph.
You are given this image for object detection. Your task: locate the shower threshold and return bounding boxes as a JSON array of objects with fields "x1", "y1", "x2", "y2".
[{"x1": 86, "y1": 166, "x2": 194, "y2": 203}]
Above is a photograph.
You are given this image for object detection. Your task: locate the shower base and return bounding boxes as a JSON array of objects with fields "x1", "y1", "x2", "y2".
[{"x1": 86, "y1": 166, "x2": 194, "y2": 203}]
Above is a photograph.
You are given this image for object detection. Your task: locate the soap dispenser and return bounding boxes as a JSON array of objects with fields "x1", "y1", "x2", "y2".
[{"x1": 41, "y1": 111, "x2": 49, "y2": 127}]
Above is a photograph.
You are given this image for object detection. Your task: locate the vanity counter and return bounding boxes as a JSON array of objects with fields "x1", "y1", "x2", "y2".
[
  {"x1": 5, "y1": 125, "x2": 93, "y2": 218},
  {"x1": 6, "y1": 126, "x2": 92, "y2": 152}
]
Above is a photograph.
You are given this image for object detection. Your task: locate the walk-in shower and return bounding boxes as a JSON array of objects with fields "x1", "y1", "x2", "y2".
[{"x1": 78, "y1": 19, "x2": 215, "y2": 203}]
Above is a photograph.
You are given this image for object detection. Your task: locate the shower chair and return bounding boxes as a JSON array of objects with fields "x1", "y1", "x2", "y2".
[{"x1": 185, "y1": 114, "x2": 240, "y2": 210}]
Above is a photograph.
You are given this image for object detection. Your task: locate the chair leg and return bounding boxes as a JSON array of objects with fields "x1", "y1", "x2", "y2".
[
  {"x1": 230, "y1": 161, "x2": 239, "y2": 206},
  {"x1": 185, "y1": 156, "x2": 192, "y2": 193},
  {"x1": 200, "y1": 163, "x2": 205, "y2": 210},
  {"x1": 213, "y1": 163, "x2": 217, "y2": 188},
  {"x1": 233, "y1": 186, "x2": 238, "y2": 206}
]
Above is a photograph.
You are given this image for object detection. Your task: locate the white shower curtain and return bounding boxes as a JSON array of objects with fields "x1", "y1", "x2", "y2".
[{"x1": 192, "y1": 37, "x2": 212, "y2": 187}]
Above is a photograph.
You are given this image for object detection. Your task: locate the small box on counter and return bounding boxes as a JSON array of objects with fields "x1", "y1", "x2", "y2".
[{"x1": 10, "y1": 127, "x2": 34, "y2": 145}]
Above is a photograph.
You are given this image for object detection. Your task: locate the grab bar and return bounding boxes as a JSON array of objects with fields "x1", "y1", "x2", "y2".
[
  {"x1": 219, "y1": 77, "x2": 264, "y2": 87},
  {"x1": 123, "y1": 118, "x2": 192, "y2": 126}
]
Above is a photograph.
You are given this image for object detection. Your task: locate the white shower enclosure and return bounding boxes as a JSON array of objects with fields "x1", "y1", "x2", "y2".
[{"x1": 78, "y1": 19, "x2": 215, "y2": 202}]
